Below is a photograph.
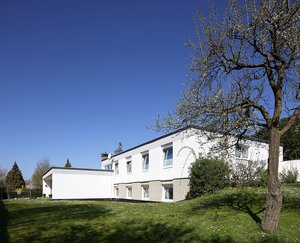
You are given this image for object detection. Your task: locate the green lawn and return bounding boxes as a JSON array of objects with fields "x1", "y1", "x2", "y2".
[{"x1": 1, "y1": 185, "x2": 299, "y2": 243}]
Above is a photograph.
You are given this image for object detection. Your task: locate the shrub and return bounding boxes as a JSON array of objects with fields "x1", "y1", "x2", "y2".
[
  {"x1": 231, "y1": 160, "x2": 267, "y2": 187},
  {"x1": 280, "y1": 168, "x2": 299, "y2": 184},
  {"x1": 186, "y1": 157, "x2": 230, "y2": 199}
]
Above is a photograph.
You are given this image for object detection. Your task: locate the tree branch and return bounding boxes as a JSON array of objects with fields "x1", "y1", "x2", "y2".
[{"x1": 280, "y1": 107, "x2": 300, "y2": 136}]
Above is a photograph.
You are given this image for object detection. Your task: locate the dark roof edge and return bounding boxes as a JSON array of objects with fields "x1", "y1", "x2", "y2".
[
  {"x1": 110, "y1": 126, "x2": 198, "y2": 159},
  {"x1": 43, "y1": 166, "x2": 113, "y2": 176},
  {"x1": 109, "y1": 125, "x2": 272, "y2": 160}
]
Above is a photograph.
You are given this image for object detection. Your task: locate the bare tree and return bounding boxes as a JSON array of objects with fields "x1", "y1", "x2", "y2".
[
  {"x1": 31, "y1": 158, "x2": 51, "y2": 189},
  {"x1": 0, "y1": 167, "x2": 6, "y2": 199},
  {"x1": 156, "y1": 0, "x2": 300, "y2": 233},
  {"x1": 0, "y1": 168, "x2": 6, "y2": 183}
]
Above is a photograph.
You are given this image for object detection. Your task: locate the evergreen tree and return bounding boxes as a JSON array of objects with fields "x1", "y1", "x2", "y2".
[
  {"x1": 64, "y1": 158, "x2": 72, "y2": 168},
  {"x1": 114, "y1": 142, "x2": 123, "y2": 155},
  {"x1": 5, "y1": 162, "x2": 25, "y2": 190}
]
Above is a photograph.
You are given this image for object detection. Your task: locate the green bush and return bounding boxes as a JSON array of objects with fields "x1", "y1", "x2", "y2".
[
  {"x1": 186, "y1": 157, "x2": 231, "y2": 199},
  {"x1": 280, "y1": 168, "x2": 299, "y2": 184}
]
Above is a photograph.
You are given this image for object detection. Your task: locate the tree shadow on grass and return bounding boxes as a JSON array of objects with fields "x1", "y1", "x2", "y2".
[
  {"x1": 189, "y1": 190, "x2": 266, "y2": 224},
  {"x1": 7, "y1": 201, "x2": 112, "y2": 242},
  {"x1": 9, "y1": 201, "x2": 111, "y2": 225},
  {"x1": 22, "y1": 219, "x2": 234, "y2": 243},
  {"x1": 103, "y1": 220, "x2": 234, "y2": 243},
  {"x1": 0, "y1": 200, "x2": 9, "y2": 242},
  {"x1": 281, "y1": 189, "x2": 300, "y2": 210}
]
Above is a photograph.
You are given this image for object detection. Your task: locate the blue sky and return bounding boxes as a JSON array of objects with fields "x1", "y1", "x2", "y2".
[{"x1": 0, "y1": 0, "x2": 227, "y2": 180}]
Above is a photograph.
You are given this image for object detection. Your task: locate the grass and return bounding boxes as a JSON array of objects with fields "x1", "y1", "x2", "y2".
[{"x1": 1, "y1": 184, "x2": 299, "y2": 243}]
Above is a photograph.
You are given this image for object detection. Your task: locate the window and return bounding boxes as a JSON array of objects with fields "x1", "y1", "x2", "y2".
[
  {"x1": 235, "y1": 145, "x2": 249, "y2": 159},
  {"x1": 163, "y1": 146, "x2": 173, "y2": 167},
  {"x1": 114, "y1": 187, "x2": 119, "y2": 197},
  {"x1": 163, "y1": 184, "x2": 173, "y2": 200},
  {"x1": 127, "y1": 186, "x2": 132, "y2": 198},
  {"x1": 142, "y1": 185, "x2": 149, "y2": 199},
  {"x1": 142, "y1": 153, "x2": 149, "y2": 171},
  {"x1": 104, "y1": 164, "x2": 112, "y2": 170},
  {"x1": 115, "y1": 162, "x2": 119, "y2": 175},
  {"x1": 127, "y1": 160, "x2": 132, "y2": 174}
]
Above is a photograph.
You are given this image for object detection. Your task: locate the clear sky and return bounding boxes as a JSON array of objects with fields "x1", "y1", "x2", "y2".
[{"x1": 0, "y1": 0, "x2": 226, "y2": 180}]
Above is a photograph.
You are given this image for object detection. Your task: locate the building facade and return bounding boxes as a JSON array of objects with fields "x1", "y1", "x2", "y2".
[
  {"x1": 102, "y1": 128, "x2": 272, "y2": 202},
  {"x1": 43, "y1": 127, "x2": 278, "y2": 202}
]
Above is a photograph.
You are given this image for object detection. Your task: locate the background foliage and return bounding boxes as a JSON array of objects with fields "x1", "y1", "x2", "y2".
[
  {"x1": 31, "y1": 158, "x2": 51, "y2": 189},
  {"x1": 256, "y1": 118, "x2": 300, "y2": 160}
]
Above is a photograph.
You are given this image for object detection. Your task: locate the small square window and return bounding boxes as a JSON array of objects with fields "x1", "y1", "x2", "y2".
[
  {"x1": 127, "y1": 186, "x2": 132, "y2": 198},
  {"x1": 235, "y1": 145, "x2": 249, "y2": 159},
  {"x1": 142, "y1": 153, "x2": 149, "y2": 171},
  {"x1": 115, "y1": 162, "x2": 119, "y2": 175},
  {"x1": 163, "y1": 146, "x2": 173, "y2": 167},
  {"x1": 142, "y1": 185, "x2": 149, "y2": 199},
  {"x1": 163, "y1": 184, "x2": 173, "y2": 200},
  {"x1": 104, "y1": 164, "x2": 112, "y2": 170},
  {"x1": 127, "y1": 161, "x2": 132, "y2": 174}
]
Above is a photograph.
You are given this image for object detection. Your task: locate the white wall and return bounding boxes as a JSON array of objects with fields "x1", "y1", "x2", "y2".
[
  {"x1": 43, "y1": 168, "x2": 113, "y2": 199},
  {"x1": 43, "y1": 179, "x2": 52, "y2": 197},
  {"x1": 279, "y1": 160, "x2": 300, "y2": 181},
  {"x1": 108, "y1": 129, "x2": 201, "y2": 185},
  {"x1": 104, "y1": 129, "x2": 271, "y2": 186}
]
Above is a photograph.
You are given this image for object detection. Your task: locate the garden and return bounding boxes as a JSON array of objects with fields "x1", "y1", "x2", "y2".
[{"x1": 1, "y1": 183, "x2": 299, "y2": 243}]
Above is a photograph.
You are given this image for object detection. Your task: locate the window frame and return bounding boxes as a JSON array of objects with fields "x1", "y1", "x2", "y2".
[
  {"x1": 104, "y1": 164, "x2": 112, "y2": 170},
  {"x1": 142, "y1": 152, "x2": 149, "y2": 171},
  {"x1": 126, "y1": 186, "x2": 132, "y2": 198},
  {"x1": 163, "y1": 145, "x2": 173, "y2": 167},
  {"x1": 235, "y1": 144, "x2": 249, "y2": 159},
  {"x1": 142, "y1": 185, "x2": 149, "y2": 200},
  {"x1": 126, "y1": 160, "x2": 132, "y2": 174},
  {"x1": 114, "y1": 162, "x2": 119, "y2": 175},
  {"x1": 162, "y1": 184, "x2": 173, "y2": 201},
  {"x1": 114, "y1": 186, "x2": 119, "y2": 197}
]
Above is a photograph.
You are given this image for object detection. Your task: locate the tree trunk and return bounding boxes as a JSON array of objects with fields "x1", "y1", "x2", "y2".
[{"x1": 260, "y1": 127, "x2": 282, "y2": 233}]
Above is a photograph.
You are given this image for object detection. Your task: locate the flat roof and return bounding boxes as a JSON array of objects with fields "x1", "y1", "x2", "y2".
[
  {"x1": 43, "y1": 166, "x2": 113, "y2": 177},
  {"x1": 109, "y1": 127, "x2": 191, "y2": 159},
  {"x1": 106, "y1": 126, "x2": 270, "y2": 160}
]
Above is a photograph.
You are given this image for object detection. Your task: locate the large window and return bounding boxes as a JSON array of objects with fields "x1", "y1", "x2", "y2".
[
  {"x1": 127, "y1": 186, "x2": 132, "y2": 198},
  {"x1": 163, "y1": 184, "x2": 173, "y2": 200},
  {"x1": 163, "y1": 146, "x2": 173, "y2": 167},
  {"x1": 142, "y1": 153, "x2": 149, "y2": 171},
  {"x1": 127, "y1": 160, "x2": 132, "y2": 174},
  {"x1": 142, "y1": 185, "x2": 149, "y2": 199},
  {"x1": 115, "y1": 162, "x2": 119, "y2": 175},
  {"x1": 235, "y1": 145, "x2": 249, "y2": 159}
]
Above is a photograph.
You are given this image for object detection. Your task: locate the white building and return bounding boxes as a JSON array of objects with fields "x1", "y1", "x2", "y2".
[
  {"x1": 42, "y1": 167, "x2": 113, "y2": 199},
  {"x1": 43, "y1": 127, "x2": 278, "y2": 202},
  {"x1": 279, "y1": 159, "x2": 300, "y2": 181}
]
